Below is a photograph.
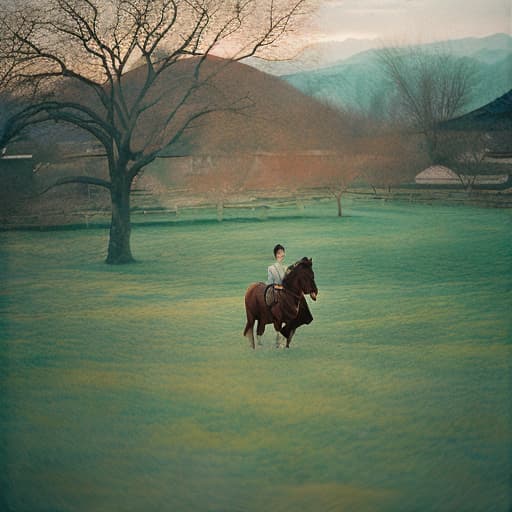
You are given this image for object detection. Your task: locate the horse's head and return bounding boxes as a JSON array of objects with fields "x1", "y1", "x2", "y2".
[{"x1": 284, "y1": 257, "x2": 318, "y2": 300}]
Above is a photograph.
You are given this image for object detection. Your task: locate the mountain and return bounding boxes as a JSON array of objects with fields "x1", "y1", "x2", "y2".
[
  {"x1": 245, "y1": 32, "x2": 512, "y2": 76},
  {"x1": 243, "y1": 38, "x2": 381, "y2": 76},
  {"x1": 423, "y1": 33, "x2": 512, "y2": 63},
  {"x1": 280, "y1": 33, "x2": 512, "y2": 116}
]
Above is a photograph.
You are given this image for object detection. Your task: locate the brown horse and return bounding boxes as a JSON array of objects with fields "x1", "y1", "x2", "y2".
[{"x1": 243, "y1": 257, "x2": 318, "y2": 349}]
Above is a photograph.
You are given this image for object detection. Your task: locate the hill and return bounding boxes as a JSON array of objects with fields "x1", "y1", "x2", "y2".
[
  {"x1": 281, "y1": 33, "x2": 512, "y2": 115},
  {"x1": 149, "y1": 56, "x2": 351, "y2": 156},
  {"x1": 16, "y1": 55, "x2": 351, "y2": 160}
]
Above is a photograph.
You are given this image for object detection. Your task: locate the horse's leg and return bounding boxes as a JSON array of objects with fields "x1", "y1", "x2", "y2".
[
  {"x1": 244, "y1": 283, "x2": 269, "y2": 350},
  {"x1": 275, "y1": 332, "x2": 283, "y2": 348},
  {"x1": 256, "y1": 320, "x2": 266, "y2": 347},
  {"x1": 244, "y1": 312, "x2": 256, "y2": 349},
  {"x1": 285, "y1": 329, "x2": 296, "y2": 348},
  {"x1": 245, "y1": 325, "x2": 255, "y2": 349},
  {"x1": 256, "y1": 321, "x2": 264, "y2": 347}
]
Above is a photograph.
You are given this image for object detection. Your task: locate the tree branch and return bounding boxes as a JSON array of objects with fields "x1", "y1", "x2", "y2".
[{"x1": 35, "y1": 175, "x2": 112, "y2": 196}]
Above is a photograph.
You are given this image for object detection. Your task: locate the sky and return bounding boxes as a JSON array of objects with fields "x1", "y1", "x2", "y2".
[
  {"x1": 245, "y1": 0, "x2": 510, "y2": 74},
  {"x1": 309, "y1": 0, "x2": 511, "y2": 44}
]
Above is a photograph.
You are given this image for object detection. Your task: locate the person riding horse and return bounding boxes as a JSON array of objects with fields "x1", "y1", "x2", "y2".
[
  {"x1": 266, "y1": 244, "x2": 313, "y2": 339},
  {"x1": 243, "y1": 247, "x2": 318, "y2": 349}
]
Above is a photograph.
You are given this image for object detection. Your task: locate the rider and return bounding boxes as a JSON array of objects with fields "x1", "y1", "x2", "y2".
[
  {"x1": 267, "y1": 244, "x2": 287, "y2": 289},
  {"x1": 266, "y1": 244, "x2": 287, "y2": 347},
  {"x1": 267, "y1": 245, "x2": 314, "y2": 342}
]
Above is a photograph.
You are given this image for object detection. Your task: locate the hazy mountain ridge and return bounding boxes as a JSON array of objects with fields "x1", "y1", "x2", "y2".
[
  {"x1": 280, "y1": 33, "x2": 512, "y2": 115},
  {"x1": 243, "y1": 38, "x2": 380, "y2": 75},
  {"x1": 245, "y1": 33, "x2": 511, "y2": 76}
]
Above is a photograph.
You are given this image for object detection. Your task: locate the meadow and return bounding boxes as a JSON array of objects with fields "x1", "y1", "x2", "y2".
[{"x1": 1, "y1": 198, "x2": 511, "y2": 512}]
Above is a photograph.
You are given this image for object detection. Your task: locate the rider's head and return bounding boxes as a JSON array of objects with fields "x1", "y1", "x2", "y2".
[{"x1": 273, "y1": 244, "x2": 285, "y2": 262}]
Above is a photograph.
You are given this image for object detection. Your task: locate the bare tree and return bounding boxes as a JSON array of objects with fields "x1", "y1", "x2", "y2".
[
  {"x1": 186, "y1": 154, "x2": 251, "y2": 221},
  {"x1": 357, "y1": 130, "x2": 428, "y2": 195},
  {"x1": 0, "y1": 0, "x2": 313, "y2": 263},
  {"x1": 318, "y1": 153, "x2": 363, "y2": 216},
  {"x1": 377, "y1": 45, "x2": 477, "y2": 164},
  {"x1": 241, "y1": 150, "x2": 361, "y2": 217},
  {"x1": 277, "y1": 151, "x2": 362, "y2": 217},
  {"x1": 436, "y1": 130, "x2": 491, "y2": 193}
]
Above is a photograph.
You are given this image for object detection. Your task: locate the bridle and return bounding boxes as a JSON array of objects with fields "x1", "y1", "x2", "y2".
[
  {"x1": 282, "y1": 265, "x2": 315, "y2": 301},
  {"x1": 282, "y1": 286, "x2": 303, "y2": 301}
]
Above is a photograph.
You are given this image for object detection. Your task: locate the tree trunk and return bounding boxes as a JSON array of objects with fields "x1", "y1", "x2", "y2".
[
  {"x1": 425, "y1": 130, "x2": 438, "y2": 163},
  {"x1": 216, "y1": 200, "x2": 224, "y2": 222},
  {"x1": 336, "y1": 193, "x2": 342, "y2": 217},
  {"x1": 106, "y1": 178, "x2": 134, "y2": 264}
]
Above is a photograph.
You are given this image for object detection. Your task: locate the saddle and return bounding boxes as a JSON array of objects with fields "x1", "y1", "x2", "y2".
[{"x1": 264, "y1": 284, "x2": 282, "y2": 308}]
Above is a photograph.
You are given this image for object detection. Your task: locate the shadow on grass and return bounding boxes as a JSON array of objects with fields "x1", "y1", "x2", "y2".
[{"x1": 0, "y1": 212, "x2": 355, "y2": 233}]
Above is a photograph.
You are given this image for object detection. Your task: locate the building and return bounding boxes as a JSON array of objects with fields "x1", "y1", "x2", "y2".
[{"x1": 415, "y1": 165, "x2": 511, "y2": 188}]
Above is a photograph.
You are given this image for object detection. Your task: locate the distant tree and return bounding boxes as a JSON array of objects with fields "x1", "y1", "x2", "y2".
[
  {"x1": 318, "y1": 153, "x2": 363, "y2": 216},
  {"x1": 377, "y1": 46, "x2": 478, "y2": 164},
  {"x1": 186, "y1": 154, "x2": 250, "y2": 221},
  {"x1": 0, "y1": 0, "x2": 313, "y2": 263},
  {"x1": 263, "y1": 152, "x2": 320, "y2": 213},
  {"x1": 222, "y1": 150, "x2": 361, "y2": 217},
  {"x1": 329, "y1": 109, "x2": 425, "y2": 197},
  {"x1": 280, "y1": 151, "x2": 361, "y2": 217},
  {"x1": 436, "y1": 130, "x2": 490, "y2": 193},
  {"x1": 358, "y1": 131, "x2": 427, "y2": 194}
]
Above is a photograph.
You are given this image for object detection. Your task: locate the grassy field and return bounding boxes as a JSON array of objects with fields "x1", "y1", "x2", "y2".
[{"x1": 1, "y1": 198, "x2": 511, "y2": 512}]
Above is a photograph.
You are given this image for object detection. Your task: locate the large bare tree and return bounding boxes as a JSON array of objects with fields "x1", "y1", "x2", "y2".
[
  {"x1": 0, "y1": 0, "x2": 312, "y2": 263},
  {"x1": 377, "y1": 45, "x2": 477, "y2": 164}
]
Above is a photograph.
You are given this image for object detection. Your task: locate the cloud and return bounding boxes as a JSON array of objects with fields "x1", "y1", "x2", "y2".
[
  {"x1": 324, "y1": 0, "x2": 419, "y2": 9},
  {"x1": 307, "y1": 31, "x2": 380, "y2": 42},
  {"x1": 313, "y1": 0, "x2": 509, "y2": 44}
]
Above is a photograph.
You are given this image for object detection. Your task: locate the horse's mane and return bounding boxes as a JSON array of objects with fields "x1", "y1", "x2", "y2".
[{"x1": 282, "y1": 257, "x2": 312, "y2": 286}]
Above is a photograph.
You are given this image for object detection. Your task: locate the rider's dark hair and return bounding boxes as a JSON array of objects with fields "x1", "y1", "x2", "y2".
[{"x1": 273, "y1": 244, "x2": 285, "y2": 257}]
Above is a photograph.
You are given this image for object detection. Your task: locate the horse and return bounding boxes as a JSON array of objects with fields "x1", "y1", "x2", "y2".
[{"x1": 243, "y1": 257, "x2": 318, "y2": 349}]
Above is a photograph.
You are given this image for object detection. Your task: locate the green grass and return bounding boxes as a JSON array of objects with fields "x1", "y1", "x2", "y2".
[{"x1": 1, "y1": 199, "x2": 511, "y2": 512}]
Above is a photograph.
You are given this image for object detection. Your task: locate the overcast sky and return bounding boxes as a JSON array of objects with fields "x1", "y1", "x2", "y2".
[{"x1": 310, "y1": 0, "x2": 511, "y2": 44}]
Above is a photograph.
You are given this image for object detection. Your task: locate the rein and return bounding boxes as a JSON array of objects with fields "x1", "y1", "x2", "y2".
[
  {"x1": 282, "y1": 262, "x2": 310, "y2": 301},
  {"x1": 282, "y1": 286, "x2": 303, "y2": 301},
  {"x1": 278, "y1": 258, "x2": 316, "y2": 305}
]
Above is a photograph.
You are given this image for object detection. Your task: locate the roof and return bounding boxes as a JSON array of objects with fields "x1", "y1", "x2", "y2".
[
  {"x1": 440, "y1": 89, "x2": 512, "y2": 131},
  {"x1": 415, "y1": 165, "x2": 459, "y2": 183}
]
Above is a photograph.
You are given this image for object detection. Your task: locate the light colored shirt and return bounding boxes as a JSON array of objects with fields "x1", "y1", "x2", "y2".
[{"x1": 267, "y1": 261, "x2": 287, "y2": 285}]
